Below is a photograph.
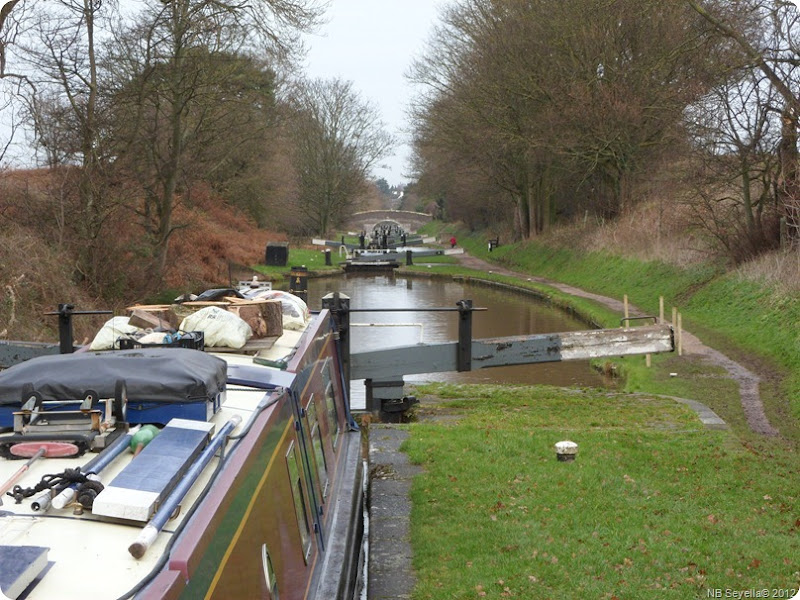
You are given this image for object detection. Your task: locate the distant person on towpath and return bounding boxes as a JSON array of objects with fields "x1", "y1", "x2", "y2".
[{"x1": 449, "y1": 236, "x2": 457, "y2": 248}]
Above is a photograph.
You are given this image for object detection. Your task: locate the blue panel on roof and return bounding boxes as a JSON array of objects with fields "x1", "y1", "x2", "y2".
[
  {"x1": 111, "y1": 424, "x2": 210, "y2": 493},
  {"x1": 92, "y1": 419, "x2": 215, "y2": 521}
]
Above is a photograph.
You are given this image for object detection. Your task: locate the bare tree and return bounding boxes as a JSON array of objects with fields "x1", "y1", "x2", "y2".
[
  {"x1": 286, "y1": 77, "x2": 393, "y2": 235},
  {"x1": 409, "y1": 1, "x2": 551, "y2": 238},
  {"x1": 410, "y1": 0, "x2": 723, "y2": 239},
  {"x1": 10, "y1": 0, "x2": 124, "y2": 294},
  {"x1": 100, "y1": 0, "x2": 323, "y2": 284},
  {"x1": 1, "y1": 0, "x2": 34, "y2": 165},
  {"x1": 684, "y1": 68, "x2": 783, "y2": 261},
  {"x1": 686, "y1": 0, "x2": 800, "y2": 246}
]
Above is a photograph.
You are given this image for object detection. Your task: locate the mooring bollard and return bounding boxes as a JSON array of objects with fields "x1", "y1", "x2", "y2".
[{"x1": 555, "y1": 440, "x2": 578, "y2": 462}]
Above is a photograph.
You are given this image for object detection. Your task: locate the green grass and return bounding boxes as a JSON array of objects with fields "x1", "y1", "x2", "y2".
[
  {"x1": 615, "y1": 352, "x2": 751, "y2": 434},
  {"x1": 363, "y1": 222, "x2": 799, "y2": 597},
  {"x1": 445, "y1": 227, "x2": 800, "y2": 443},
  {"x1": 406, "y1": 250, "x2": 786, "y2": 442},
  {"x1": 403, "y1": 383, "x2": 800, "y2": 600},
  {"x1": 456, "y1": 230, "x2": 719, "y2": 317}
]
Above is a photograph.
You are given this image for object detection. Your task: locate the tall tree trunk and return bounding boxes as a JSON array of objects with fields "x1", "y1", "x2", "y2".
[
  {"x1": 151, "y1": 0, "x2": 188, "y2": 282},
  {"x1": 778, "y1": 106, "x2": 800, "y2": 246},
  {"x1": 516, "y1": 189, "x2": 531, "y2": 239},
  {"x1": 531, "y1": 162, "x2": 554, "y2": 235},
  {"x1": 740, "y1": 160, "x2": 755, "y2": 237},
  {"x1": 76, "y1": 0, "x2": 102, "y2": 290},
  {"x1": 0, "y1": 1, "x2": 21, "y2": 77}
]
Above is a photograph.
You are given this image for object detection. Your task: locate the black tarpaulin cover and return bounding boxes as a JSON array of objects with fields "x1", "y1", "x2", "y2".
[{"x1": 0, "y1": 348, "x2": 226, "y2": 405}]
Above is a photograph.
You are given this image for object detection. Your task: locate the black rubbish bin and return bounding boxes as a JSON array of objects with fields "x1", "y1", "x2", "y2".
[{"x1": 265, "y1": 242, "x2": 289, "y2": 266}]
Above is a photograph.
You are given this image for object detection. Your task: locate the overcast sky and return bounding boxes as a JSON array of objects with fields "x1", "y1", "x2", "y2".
[{"x1": 303, "y1": 0, "x2": 444, "y2": 186}]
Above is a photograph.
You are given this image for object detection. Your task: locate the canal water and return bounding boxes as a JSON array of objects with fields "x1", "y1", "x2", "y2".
[{"x1": 306, "y1": 274, "x2": 611, "y2": 409}]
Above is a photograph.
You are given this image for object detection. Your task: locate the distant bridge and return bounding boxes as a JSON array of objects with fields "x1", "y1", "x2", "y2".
[{"x1": 343, "y1": 210, "x2": 432, "y2": 234}]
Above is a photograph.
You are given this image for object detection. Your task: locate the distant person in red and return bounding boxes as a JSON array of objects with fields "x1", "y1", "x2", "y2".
[{"x1": 449, "y1": 236, "x2": 457, "y2": 248}]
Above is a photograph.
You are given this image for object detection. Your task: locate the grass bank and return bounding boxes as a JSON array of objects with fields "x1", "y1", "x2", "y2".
[
  {"x1": 402, "y1": 383, "x2": 799, "y2": 599},
  {"x1": 365, "y1": 224, "x2": 799, "y2": 598},
  {"x1": 416, "y1": 225, "x2": 799, "y2": 446}
]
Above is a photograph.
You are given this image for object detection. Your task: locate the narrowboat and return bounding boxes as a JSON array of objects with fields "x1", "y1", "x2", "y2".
[
  {"x1": 0, "y1": 290, "x2": 364, "y2": 600},
  {"x1": 0, "y1": 282, "x2": 676, "y2": 600}
]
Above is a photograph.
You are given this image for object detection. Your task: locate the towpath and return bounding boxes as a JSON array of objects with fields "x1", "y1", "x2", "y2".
[{"x1": 452, "y1": 251, "x2": 780, "y2": 438}]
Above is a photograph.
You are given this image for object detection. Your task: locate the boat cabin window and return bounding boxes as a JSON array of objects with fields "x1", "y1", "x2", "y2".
[
  {"x1": 286, "y1": 442, "x2": 312, "y2": 562},
  {"x1": 324, "y1": 378, "x2": 340, "y2": 450},
  {"x1": 261, "y1": 544, "x2": 279, "y2": 599},
  {"x1": 306, "y1": 399, "x2": 329, "y2": 500}
]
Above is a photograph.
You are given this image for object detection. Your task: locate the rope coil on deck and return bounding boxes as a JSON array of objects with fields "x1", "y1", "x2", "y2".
[{"x1": 7, "y1": 466, "x2": 96, "y2": 504}]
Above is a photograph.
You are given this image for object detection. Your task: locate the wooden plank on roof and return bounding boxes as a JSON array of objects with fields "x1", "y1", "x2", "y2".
[
  {"x1": 181, "y1": 301, "x2": 231, "y2": 307},
  {"x1": 210, "y1": 336, "x2": 279, "y2": 353}
]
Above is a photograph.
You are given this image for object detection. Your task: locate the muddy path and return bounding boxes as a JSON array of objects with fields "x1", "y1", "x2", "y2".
[{"x1": 453, "y1": 252, "x2": 780, "y2": 437}]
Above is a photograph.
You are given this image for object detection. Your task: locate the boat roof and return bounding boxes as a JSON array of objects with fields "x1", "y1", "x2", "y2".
[{"x1": 0, "y1": 313, "x2": 322, "y2": 599}]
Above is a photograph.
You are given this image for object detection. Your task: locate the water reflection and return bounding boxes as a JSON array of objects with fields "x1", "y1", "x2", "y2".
[{"x1": 307, "y1": 273, "x2": 608, "y2": 390}]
